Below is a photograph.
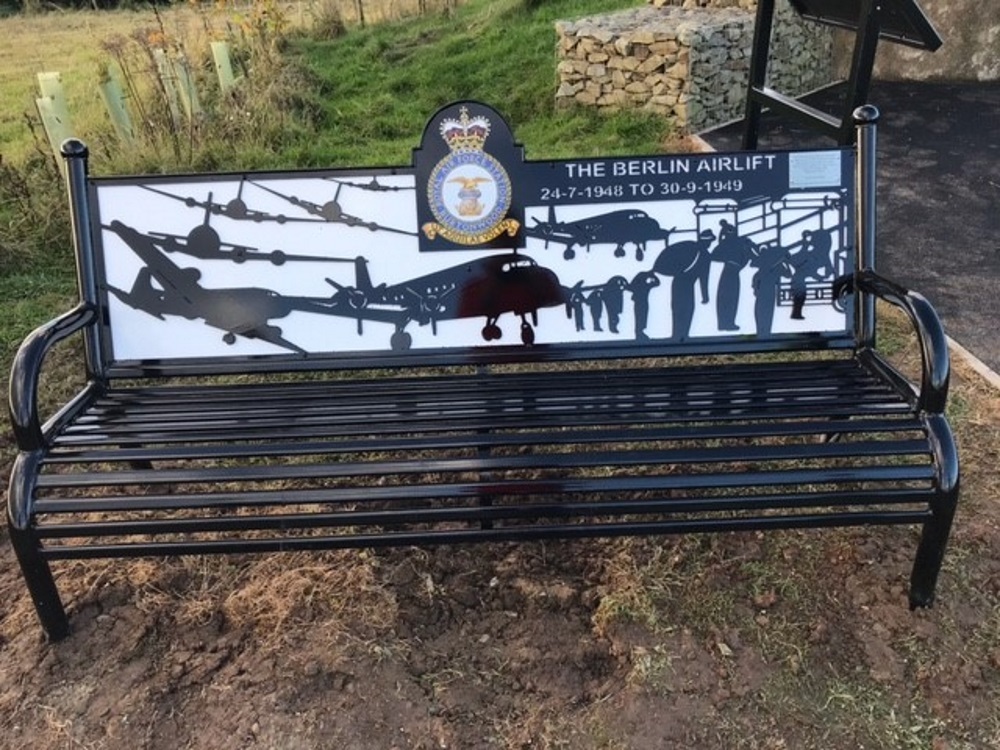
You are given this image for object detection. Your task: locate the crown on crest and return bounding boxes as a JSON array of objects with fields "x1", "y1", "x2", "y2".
[{"x1": 439, "y1": 106, "x2": 491, "y2": 153}]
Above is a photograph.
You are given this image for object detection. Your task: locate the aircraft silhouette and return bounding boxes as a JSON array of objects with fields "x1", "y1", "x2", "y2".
[
  {"x1": 141, "y1": 180, "x2": 417, "y2": 236},
  {"x1": 143, "y1": 195, "x2": 353, "y2": 266},
  {"x1": 323, "y1": 253, "x2": 567, "y2": 349},
  {"x1": 104, "y1": 221, "x2": 349, "y2": 354},
  {"x1": 105, "y1": 222, "x2": 566, "y2": 352},
  {"x1": 523, "y1": 205, "x2": 673, "y2": 261},
  {"x1": 141, "y1": 182, "x2": 291, "y2": 225},
  {"x1": 247, "y1": 180, "x2": 417, "y2": 236},
  {"x1": 326, "y1": 177, "x2": 416, "y2": 193}
]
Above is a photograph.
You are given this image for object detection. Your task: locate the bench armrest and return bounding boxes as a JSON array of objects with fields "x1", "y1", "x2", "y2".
[
  {"x1": 834, "y1": 271, "x2": 950, "y2": 414},
  {"x1": 8, "y1": 303, "x2": 98, "y2": 451}
]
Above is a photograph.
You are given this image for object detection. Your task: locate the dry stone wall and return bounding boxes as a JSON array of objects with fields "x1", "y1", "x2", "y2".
[{"x1": 556, "y1": 0, "x2": 835, "y2": 132}]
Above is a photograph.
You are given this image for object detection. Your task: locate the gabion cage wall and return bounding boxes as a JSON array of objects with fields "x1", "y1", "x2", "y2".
[{"x1": 555, "y1": 0, "x2": 835, "y2": 132}]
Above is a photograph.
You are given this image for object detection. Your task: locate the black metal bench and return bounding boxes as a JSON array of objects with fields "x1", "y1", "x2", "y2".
[{"x1": 7, "y1": 102, "x2": 959, "y2": 640}]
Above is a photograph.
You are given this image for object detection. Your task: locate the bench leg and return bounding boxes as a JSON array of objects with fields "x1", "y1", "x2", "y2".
[
  {"x1": 909, "y1": 415, "x2": 960, "y2": 609},
  {"x1": 8, "y1": 452, "x2": 70, "y2": 640},
  {"x1": 909, "y1": 486, "x2": 959, "y2": 609},
  {"x1": 9, "y1": 526, "x2": 70, "y2": 640}
]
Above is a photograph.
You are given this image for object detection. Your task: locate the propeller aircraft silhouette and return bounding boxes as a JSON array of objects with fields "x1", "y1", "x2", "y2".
[
  {"x1": 247, "y1": 180, "x2": 417, "y2": 236},
  {"x1": 105, "y1": 219, "x2": 567, "y2": 353},
  {"x1": 104, "y1": 221, "x2": 352, "y2": 354},
  {"x1": 140, "y1": 180, "x2": 417, "y2": 237},
  {"x1": 140, "y1": 182, "x2": 289, "y2": 225},
  {"x1": 138, "y1": 194, "x2": 359, "y2": 266},
  {"x1": 325, "y1": 176, "x2": 416, "y2": 193},
  {"x1": 523, "y1": 205, "x2": 673, "y2": 262},
  {"x1": 323, "y1": 253, "x2": 567, "y2": 349}
]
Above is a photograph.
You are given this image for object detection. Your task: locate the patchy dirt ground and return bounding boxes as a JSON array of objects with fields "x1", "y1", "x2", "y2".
[{"x1": 2, "y1": 355, "x2": 999, "y2": 750}]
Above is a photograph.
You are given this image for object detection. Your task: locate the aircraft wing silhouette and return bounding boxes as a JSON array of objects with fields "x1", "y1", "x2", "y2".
[
  {"x1": 221, "y1": 320, "x2": 307, "y2": 355},
  {"x1": 522, "y1": 221, "x2": 580, "y2": 247}
]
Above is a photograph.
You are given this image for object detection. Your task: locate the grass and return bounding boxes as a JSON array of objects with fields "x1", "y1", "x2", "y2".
[
  {"x1": 291, "y1": 0, "x2": 672, "y2": 166},
  {"x1": 0, "y1": 0, "x2": 672, "y2": 166},
  {"x1": 0, "y1": 4, "x2": 222, "y2": 163},
  {"x1": 0, "y1": 0, "x2": 419, "y2": 162}
]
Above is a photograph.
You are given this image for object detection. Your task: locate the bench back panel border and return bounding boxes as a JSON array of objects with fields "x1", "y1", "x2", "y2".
[{"x1": 77, "y1": 101, "x2": 858, "y2": 379}]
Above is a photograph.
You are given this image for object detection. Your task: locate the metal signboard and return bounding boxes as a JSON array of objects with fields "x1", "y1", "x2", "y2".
[
  {"x1": 742, "y1": 0, "x2": 942, "y2": 146},
  {"x1": 788, "y1": 0, "x2": 942, "y2": 50},
  {"x1": 91, "y1": 102, "x2": 854, "y2": 365}
]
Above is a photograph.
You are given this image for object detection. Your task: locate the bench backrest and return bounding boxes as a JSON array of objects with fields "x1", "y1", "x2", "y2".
[{"x1": 69, "y1": 101, "x2": 869, "y2": 378}]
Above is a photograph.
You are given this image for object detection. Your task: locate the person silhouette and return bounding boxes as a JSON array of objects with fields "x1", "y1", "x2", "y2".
[
  {"x1": 629, "y1": 271, "x2": 661, "y2": 341},
  {"x1": 602, "y1": 276, "x2": 629, "y2": 334},
  {"x1": 567, "y1": 284, "x2": 587, "y2": 331},
  {"x1": 750, "y1": 241, "x2": 791, "y2": 336},
  {"x1": 586, "y1": 288, "x2": 604, "y2": 332},
  {"x1": 711, "y1": 219, "x2": 755, "y2": 331},
  {"x1": 652, "y1": 229, "x2": 715, "y2": 341},
  {"x1": 788, "y1": 229, "x2": 835, "y2": 320}
]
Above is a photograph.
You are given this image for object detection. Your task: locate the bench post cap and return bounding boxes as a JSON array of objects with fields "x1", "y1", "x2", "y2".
[
  {"x1": 60, "y1": 138, "x2": 88, "y2": 159},
  {"x1": 852, "y1": 105, "x2": 880, "y2": 125}
]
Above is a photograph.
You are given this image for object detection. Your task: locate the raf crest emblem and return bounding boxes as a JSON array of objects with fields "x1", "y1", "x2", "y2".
[{"x1": 422, "y1": 107, "x2": 519, "y2": 246}]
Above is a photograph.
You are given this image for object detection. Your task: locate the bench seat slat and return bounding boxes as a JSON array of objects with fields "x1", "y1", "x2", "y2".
[
  {"x1": 37, "y1": 510, "x2": 934, "y2": 561},
  {"x1": 81, "y1": 361, "x2": 893, "y2": 415},
  {"x1": 45, "y1": 416, "x2": 925, "y2": 463},
  {"x1": 33, "y1": 472, "x2": 938, "y2": 516},
  {"x1": 36, "y1": 437, "x2": 931, "y2": 489},
  {"x1": 36, "y1": 488, "x2": 940, "y2": 539},
  {"x1": 74, "y1": 387, "x2": 902, "y2": 429},
  {"x1": 78, "y1": 377, "x2": 901, "y2": 424},
  {"x1": 51, "y1": 401, "x2": 916, "y2": 448},
  {"x1": 59, "y1": 399, "x2": 910, "y2": 444},
  {"x1": 90, "y1": 358, "x2": 869, "y2": 400},
  {"x1": 36, "y1": 465, "x2": 936, "y2": 515},
  {"x1": 59, "y1": 375, "x2": 910, "y2": 438}
]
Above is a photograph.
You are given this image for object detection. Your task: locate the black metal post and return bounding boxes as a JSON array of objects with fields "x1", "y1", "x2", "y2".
[
  {"x1": 853, "y1": 105, "x2": 879, "y2": 349},
  {"x1": 7, "y1": 452, "x2": 70, "y2": 640},
  {"x1": 908, "y1": 414, "x2": 960, "y2": 608},
  {"x1": 741, "y1": 0, "x2": 902, "y2": 147},
  {"x1": 61, "y1": 139, "x2": 104, "y2": 383},
  {"x1": 742, "y1": 0, "x2": 776, "y2": 150},
  {"x1": 9, "y1": 528, "x2": 70, "y2": 641},
  {"x1": 839, "y1": 0, "x2": 883, "y2": 144}
]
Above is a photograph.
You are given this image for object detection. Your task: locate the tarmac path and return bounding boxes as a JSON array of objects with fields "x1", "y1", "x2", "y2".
[{"x1": 703, "y1": 80, "x2": 1000, "y2": 373}]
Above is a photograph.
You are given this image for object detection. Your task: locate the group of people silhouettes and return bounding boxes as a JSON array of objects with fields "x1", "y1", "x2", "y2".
[{"x1": 567, "y1": 221, "x2": 837, "y2": 341}]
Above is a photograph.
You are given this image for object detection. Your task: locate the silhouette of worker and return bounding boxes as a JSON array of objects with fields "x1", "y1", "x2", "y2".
[
  {"x1": 629, "y1": 271, "x2": 660, "y2": 341},
  {"x1": 711, "y1": 219, "x2": 755, "y2": 331},
  {"x1": 568, "y1": 284, "x2": 587, "y2": 331},
  {"x1": 750, "y1": 242, "x2": 791, "y2": 336},
  {"x1": 602, "y1": 276, "x2": 628, "y2": 334},
  {"x1": 652, "y1": 229, "x2": 715, "y2": 342},
  {"x1": 788, "y1": 229, "x2": 834, "y2": 320},
  {"x1": 587, "y1": 288, "x2": 604, "y2": 332}
]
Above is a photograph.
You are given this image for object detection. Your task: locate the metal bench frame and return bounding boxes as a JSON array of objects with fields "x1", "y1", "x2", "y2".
[{"x1": 7, "y1": 104, "x2": 959, "y2": 640}]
